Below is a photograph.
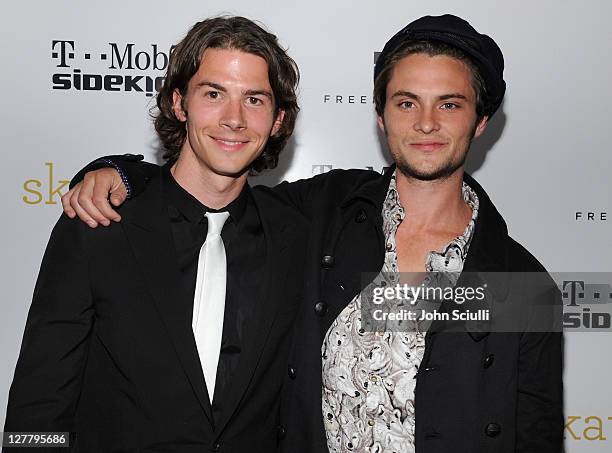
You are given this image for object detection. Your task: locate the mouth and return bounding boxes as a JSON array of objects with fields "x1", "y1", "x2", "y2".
[
  {"x1": 211, "y1": 137, "x2": 250, "y2": 152},
  {"x1": 410, "y1": 141, "x2": 447, "y2": 152}
]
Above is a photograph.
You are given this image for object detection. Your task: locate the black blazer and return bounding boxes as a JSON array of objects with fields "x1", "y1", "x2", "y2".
[
  {"x1": 273, "y1": 166, "x2": 563, "y2": 453},
  {"x1": 50, "y1": 156, "x2": 564, "y2": 452},
  {"x1": 4, "y1": 168, "x2": 308, "y2": 453}
]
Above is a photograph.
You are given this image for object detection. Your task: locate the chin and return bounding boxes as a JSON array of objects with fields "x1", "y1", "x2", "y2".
[
  {"x1": 396, "y1": 159, "x2": 464, "y2": 182},
  {"x1": 210, "y1": 158, "x2": 258, "y2": 177},
  {"x1": 211, "y1": 165, "x2": 251, "y2": 178}
]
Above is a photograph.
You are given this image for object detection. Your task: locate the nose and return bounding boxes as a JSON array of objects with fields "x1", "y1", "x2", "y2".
[
  {"x1": 220, "y1": 98, "x2": 246, "y2": 130},
  {"x1": 413, "y1": 107, "x2": 440, "y2": 134}
]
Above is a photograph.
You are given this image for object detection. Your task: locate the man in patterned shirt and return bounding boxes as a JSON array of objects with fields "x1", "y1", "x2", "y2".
[
  {"x1": 319, "y1": 16, "x2": 498, "y2": 451},
  {"x1": 61, "y1": 14, "x2": 563, "y2": 453}
]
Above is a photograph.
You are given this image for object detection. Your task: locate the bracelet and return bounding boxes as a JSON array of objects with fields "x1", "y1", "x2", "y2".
[{"x1": 97, "y1": 158, "x2": 133, "y2": 200}]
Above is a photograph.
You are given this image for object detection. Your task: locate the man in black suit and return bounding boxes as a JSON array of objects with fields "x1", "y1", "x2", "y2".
[
  {"x1": 57, "y1": 14, "x2": 563, "y2": 453},
  {"x1": 4, "y1": 16, "x2": 307, "y2": 452}
]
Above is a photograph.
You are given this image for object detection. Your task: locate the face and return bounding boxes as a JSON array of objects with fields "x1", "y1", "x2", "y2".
[
  {"x1": 173, "y1": 48, "x2": 284, "y2": 178},
  {"x1": 378, "y1": 53, "x2": 488, "y2": 181}
]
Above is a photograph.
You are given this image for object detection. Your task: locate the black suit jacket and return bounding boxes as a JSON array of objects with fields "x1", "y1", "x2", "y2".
[
  {"x1": 4, "y1": 168, "x2": 308, "y2": 452},
  {"x1": 273, "y1": 166, "x2": 563, "y2": 453}
]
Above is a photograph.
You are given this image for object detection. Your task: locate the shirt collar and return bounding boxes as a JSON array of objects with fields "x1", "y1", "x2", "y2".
[
  {"x1": 162, "y1": 165, "x2": 249, "y2": 224},
  {"x1": 383, "y1": 170, "x2": 479, "y2": 223},
  {"x1": 382, "y1": 170, "x2": 480, "y2": 269}
]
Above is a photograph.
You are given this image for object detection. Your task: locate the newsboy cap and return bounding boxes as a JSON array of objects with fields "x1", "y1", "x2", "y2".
[{"x1": 374, "y1": 14, "x2": 506, "y2": 116}]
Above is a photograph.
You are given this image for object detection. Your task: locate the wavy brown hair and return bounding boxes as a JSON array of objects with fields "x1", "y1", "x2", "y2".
[{"x1": 154, "y1": 16, "x2": 300, "y2": 172}]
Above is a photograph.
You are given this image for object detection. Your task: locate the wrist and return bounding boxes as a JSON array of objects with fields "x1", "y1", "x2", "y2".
[{"x1": 96, "y1": 158, "x2": 133, "y2": 199}]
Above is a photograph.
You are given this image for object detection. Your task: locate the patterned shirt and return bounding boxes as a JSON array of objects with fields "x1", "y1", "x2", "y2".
[{"x1": 321, "y1": 172, "x2": 479, "y2": 452}]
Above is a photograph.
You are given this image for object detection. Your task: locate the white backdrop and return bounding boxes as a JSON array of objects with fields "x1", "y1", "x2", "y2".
[{"x1": 1, "y1": 1, "x2": 611, "y2": 450}]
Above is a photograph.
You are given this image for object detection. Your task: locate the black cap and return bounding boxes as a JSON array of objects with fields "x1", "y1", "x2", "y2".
[{"x1": 374, "y1": 14, "x2": 506, "y2": 116}]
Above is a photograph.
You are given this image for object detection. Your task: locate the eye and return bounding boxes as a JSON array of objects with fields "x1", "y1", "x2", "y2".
[
  {"x1": 247, "y1": 96, "x2": 264, "y2": 106},
  {"x1": 398, "y1": 100, "x2": 414, "y2": 109},
  {"x1": 441, "y1": 102, "x2": 459, "y2": 110},
  {"x1": 205, "y1": 90, "x2": 220, "y2": 100}
]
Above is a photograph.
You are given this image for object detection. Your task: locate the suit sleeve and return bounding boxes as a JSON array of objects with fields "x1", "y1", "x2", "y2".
[
  {"x1": 3, "y1": 214, "x2": 95, "y2": 442},
  {"x1": 269, "y1": 176, "x2": 321, "y2": 220},
  {"x1": 69, "y1": 154, "x2": 160, "y2": 199},
  {"x1": 515, "y1": 282, "x2": 564, "y2": 452},
  {"x1": 269, "y1": 169, "x2": 377, "y2": 220}
]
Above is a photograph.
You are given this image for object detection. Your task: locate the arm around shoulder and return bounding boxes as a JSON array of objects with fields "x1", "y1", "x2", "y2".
[{"x1": 70, "y1": 154, "x2": 160, "y2": 199}]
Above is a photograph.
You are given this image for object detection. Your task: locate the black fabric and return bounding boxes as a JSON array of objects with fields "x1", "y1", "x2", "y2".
[
  {"x1": 70, "y1": 153, "x2": 149, "y2": 198},
  {"x1": 374, "y1": 14, "x2": 506, "y2": 116},
  {"x1": 162, "y1": 165, "x2": 265, "y2": 408},
  {"x1": 66, "y1": 158, "x2": 563, "y2": 453},
  {"x1": 272, "y1": 166, "x2": 563, "y2": 453},
  {"x1": 4, "y1": 167, "x2": 308, "y2": 453}
]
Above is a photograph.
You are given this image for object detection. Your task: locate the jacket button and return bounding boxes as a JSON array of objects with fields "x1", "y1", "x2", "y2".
[
  {"x1": 314, "y1": 301, "x2": 328, "y2": 316},
  {"x1": 288, "y1": 365, "x2": 297, "y2": 379},
  {"x1": 485, "y1": 422, "x2": 501, "y2": 438},
  {"x1": 321, "y1": 255, "x2": 335, "y2": 268},
  {"x1": 355, "y1": 209, "x2": 367, "y2": 223},
  {"x1": 212, "y1": 442, "x2": 221, "y2": 451},
  {"x1": 483, "y1": 354, "x2": 494, "y2": 369},
  {"x1": 277, "y1": 424, "x2": 287, "y2": 439}
]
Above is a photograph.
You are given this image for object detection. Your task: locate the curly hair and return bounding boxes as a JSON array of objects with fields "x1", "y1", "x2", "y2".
[{"x1": 154, "y1": 16, "x2": 300, "y2": 172}]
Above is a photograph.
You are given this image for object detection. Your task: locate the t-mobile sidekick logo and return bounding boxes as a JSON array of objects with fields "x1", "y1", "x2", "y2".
[
  {"x1": 51, "y1": 40, "x2": 171, "y2": 97},
  {"x1": 562, "y1": 279, "x2": 612, "y2": 330}
]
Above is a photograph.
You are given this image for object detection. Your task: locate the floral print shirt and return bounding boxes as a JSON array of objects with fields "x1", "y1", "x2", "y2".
[{"x1": 321, "y1": 172, "x2": 479, "y2": 452}]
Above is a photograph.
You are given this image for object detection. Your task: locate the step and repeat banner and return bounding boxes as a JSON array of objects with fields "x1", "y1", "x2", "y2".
[{"x1": 1, "y1": 0, "x2": 610, "y2": 450}]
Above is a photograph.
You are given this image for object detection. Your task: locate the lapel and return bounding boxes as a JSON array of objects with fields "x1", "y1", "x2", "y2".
[
  {"x1": 333, "y1": 167, "x2": 512, "y2": 344},
  {"x1": 214, "y1": 188, "x2": 301, "y2": 435},
  {"x1": 460, "y1": 173, "x2": 512, "y2": 340},
  {"x1": 426, "y1": 173, "x2": 512, "y2": 343},
  {"x1": 338, "y1": 165, "x2": 395, "y2": 211},
  {"x1": 312, "y1": 169, "x2": 392, "y2": 330},
  {"x1": 334, "y1": 166, "x2": 394, "y2": 288},
  {"x1": 119, "y1": 169, "x2": 214, "y2": 425}
]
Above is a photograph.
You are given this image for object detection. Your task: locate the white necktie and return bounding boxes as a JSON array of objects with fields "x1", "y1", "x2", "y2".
[{"x1": 192, "y1": 211, "x2": 230, "y2": 402}]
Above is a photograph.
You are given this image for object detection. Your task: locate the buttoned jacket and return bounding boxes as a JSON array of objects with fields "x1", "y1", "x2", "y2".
[{"x1": 272, "y1": 166, "x2": 563, "y2": 453}]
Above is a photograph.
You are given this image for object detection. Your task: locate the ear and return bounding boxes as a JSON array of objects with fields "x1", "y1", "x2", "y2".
[
  {"x1": 172, "y1": 89, "x2": 187, "y2": 122},
  {"x1": 473, "y1": 115, "x2": 489, "y2": 139},
  {"x1": 377, "y1": 114, "x2": 386, "y2": 134},
  {"x1": 271, "y1": 109, "x2": 286, "y2": 136}
]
